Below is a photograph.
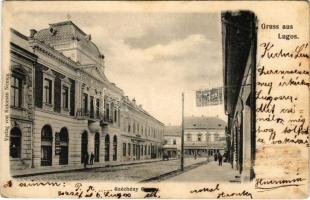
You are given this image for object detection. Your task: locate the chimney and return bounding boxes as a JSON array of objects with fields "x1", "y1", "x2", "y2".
[
  {"x1": 29, "y1": 29, "x2": 37, "y2": 38},
  {"x1": 132, "y1": 98, "x2": 136, "y2": 105},
  {"x1": 86, "y1": 34, "x2": 91, "y2": 41},
  {"x1": 139, "y1": 104, "x2": 142, "y2": 108}
]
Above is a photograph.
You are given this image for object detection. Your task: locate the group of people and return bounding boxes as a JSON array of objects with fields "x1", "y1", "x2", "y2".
[
  {"x1": 82, "y1": 152, "x2": 95, "y2": 168},
  {"x1": 214, "y1": 152, "x2": 226, "y2": 166}
]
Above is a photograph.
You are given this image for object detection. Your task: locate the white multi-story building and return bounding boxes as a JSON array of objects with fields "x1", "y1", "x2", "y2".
[{"x1": 9, "y1": 21, "x2": 164, "y2": 175}]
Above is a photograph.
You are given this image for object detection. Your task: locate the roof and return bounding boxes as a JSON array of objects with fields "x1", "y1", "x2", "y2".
[
  {"x1": 164, "y1": 126, "x2": 181, "y2": 136},
  {"x1": 184, "y1": 116, "x2": 226, "y2": 129},
  {"x1": 10, "y1": 28, "x2": 32, "y2": 52},
  {"x1": 33, "y1": 21, "x2": 103, "y2": 60}
]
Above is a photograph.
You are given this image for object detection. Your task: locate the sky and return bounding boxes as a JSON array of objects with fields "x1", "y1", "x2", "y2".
[{"x1": 10, "y1": 11, "x2": 226, "y2": 125}]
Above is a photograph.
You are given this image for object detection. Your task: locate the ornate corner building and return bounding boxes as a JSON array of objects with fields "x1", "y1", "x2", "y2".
[{"x1": 9, "y1": 21, "x2": 164, "y2": 174}]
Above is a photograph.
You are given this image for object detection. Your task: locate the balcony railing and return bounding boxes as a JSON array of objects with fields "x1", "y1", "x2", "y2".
[
  {"x1": 76, "y1": 109, "x2": 101, "y2": 120},
  {"x1": 76, "y1": 109, "x2": 89, "y2": 119},
  {"x1": 76, "y1": 109, "x2": 115, "y2": 126}
]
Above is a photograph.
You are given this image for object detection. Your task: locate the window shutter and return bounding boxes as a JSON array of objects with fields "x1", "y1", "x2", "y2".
[
  {"x1": 54, "y1": 77, "x2": 61, "y2": 112},
  {"x1": 69, "y1": 79, "x2": 75, "y2": 116},
  {"x1": 34, "y1": 64, "x2": 43, "y2": 108}
]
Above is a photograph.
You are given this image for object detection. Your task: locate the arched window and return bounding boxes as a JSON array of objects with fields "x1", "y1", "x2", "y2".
[
  {"x1": 10, "y1": 127, "x2": 21, "y2": 158},
  {"x1": 105, "y1": 134, "x2": 110, "y2": 161},
  {"x1": 81, "y1": 131, "x2": 88, "y2": 163},
  {"x1": 41, "y1": 125, "x2": 53, "y2": 166},
  {"x1": 94, "y1": 132, "x2": 100, "y2": 162},
  {"x1": 113, "y1": 135, "x2": 117, "y2": 161},
  {"x1": 59, "y1": 127, "x2": 69, "y2": 165}
]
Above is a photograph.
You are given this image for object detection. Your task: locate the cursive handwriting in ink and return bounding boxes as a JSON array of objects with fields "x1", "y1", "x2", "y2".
[
  {"x1": 217, "y1": 190, "x2": 253, "y2": 199},
  {"x1": 18, "y1": 181, "x2": 64, "y2": 187},
  {"x1": 260, "y1": 42, "x2": 309, "y2": 59},
  {"x1": 255, "y1": 177, "x2": 306, "y2": 191},
  {"x1": 190, "y1": 184, "x2": 220, "y2": 193}
]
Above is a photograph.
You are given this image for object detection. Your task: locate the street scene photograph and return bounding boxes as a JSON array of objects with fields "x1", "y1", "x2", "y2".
[{"x1": 8, "y1": 9, "x2": 256, "y2": 183}]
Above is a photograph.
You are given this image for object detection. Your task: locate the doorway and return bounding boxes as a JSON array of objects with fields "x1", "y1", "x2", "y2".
[{"x1": 81, "y1": 131, "x2": 88, "y2": 163}]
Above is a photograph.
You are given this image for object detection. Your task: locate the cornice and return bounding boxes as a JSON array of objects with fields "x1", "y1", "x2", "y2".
[{"x1": 29, "y1": 39, "x2": 79, "y2": 70}]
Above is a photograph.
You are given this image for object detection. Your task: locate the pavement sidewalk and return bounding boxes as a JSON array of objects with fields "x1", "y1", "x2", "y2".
[{"x1": 164, "y1": 161, "x2": 240, "y2": 182}]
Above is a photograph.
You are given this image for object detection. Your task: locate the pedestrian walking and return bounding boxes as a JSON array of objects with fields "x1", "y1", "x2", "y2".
[
  {"x1": 90, "y1": 152, "x2": 95, "y2": 165},
  {"x1": 223, "y1": 152, "x2": 227, "y2": 162},
  {"x1": 218, "y1": 153, "x2": 223, "y2": 166},
  {"x1": 83, "y1": 152, "x2": 89, "y2": 169}
]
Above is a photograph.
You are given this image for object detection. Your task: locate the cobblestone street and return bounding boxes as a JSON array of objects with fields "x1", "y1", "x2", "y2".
[{"x1": 16, "y1": 158, "x2": 206, "y2": 182}]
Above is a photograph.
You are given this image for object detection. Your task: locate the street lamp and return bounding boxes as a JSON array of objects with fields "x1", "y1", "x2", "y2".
[{"x1": 181, "y1": 93, "x2": 184, "y2": 171}]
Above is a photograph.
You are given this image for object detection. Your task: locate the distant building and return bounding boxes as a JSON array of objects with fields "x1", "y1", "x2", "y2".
[
  {"x1": 163, "y1": 126, "x2": 181, "y2": 158},
  {"x1": 184, "y1": 116, "x2": 227, "y2": 158},
  {"x1": 222, "y1": 11, "x2": 256, "y2": 181},
  {"x1": 120, "y1": 97, "x2": 164, "y2": 162}
]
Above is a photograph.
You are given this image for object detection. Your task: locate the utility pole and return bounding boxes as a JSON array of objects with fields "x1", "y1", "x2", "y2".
[{"x1": 181, "y1": 93, "x2": 184, "y2": 171}]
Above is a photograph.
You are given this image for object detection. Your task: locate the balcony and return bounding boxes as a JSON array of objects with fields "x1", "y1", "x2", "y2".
[
  {"x1": 76, "y1": 109, "x2": 101, "y2": 120},
  {"x1": 76, "y1": 109, "x2": 90, "y2": 119},
  {"x1": 100, "y1": 114, "x2": 113, "y2": 126}
]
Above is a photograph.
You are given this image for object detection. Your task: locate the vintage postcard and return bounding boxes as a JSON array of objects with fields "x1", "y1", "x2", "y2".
[{"x1": 0, "y1": 1, "x2": 309, "y2": 199}]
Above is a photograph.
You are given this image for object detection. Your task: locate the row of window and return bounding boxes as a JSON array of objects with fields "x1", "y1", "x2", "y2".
[
  {"x1": 11, "y1": 67, "x2": 154, "y2": 133},
  {"x1": 123, "y1": 119, "x2": 162, "y2": 139},
  {"x1": 104, "y1": 99, "x2": 120, "y2": 124},
  {"x1": 10, "y1": 67, "x2": 73, "y2": 114},
  {"x1": 122, "y1": 143, "x2": 161, "y2": 159},
  {"x1": 185, "y1": 133, "x2": 222, "y2": 142},
  {"x1": 10, "y1": 125, "x2": 163, "y2": 165},
  {"x1": 9, "y1": 125, "x2": 122, "y2": 165},
  {"x1": 164, "y1": 139, "x2": 177, "y2": 145},
  {"x1": 81, "y1": 93, "x2": 101, "y2": 119},
  {"x1": 43, "y1": 77, "x2": 72, "y2": 112}
]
